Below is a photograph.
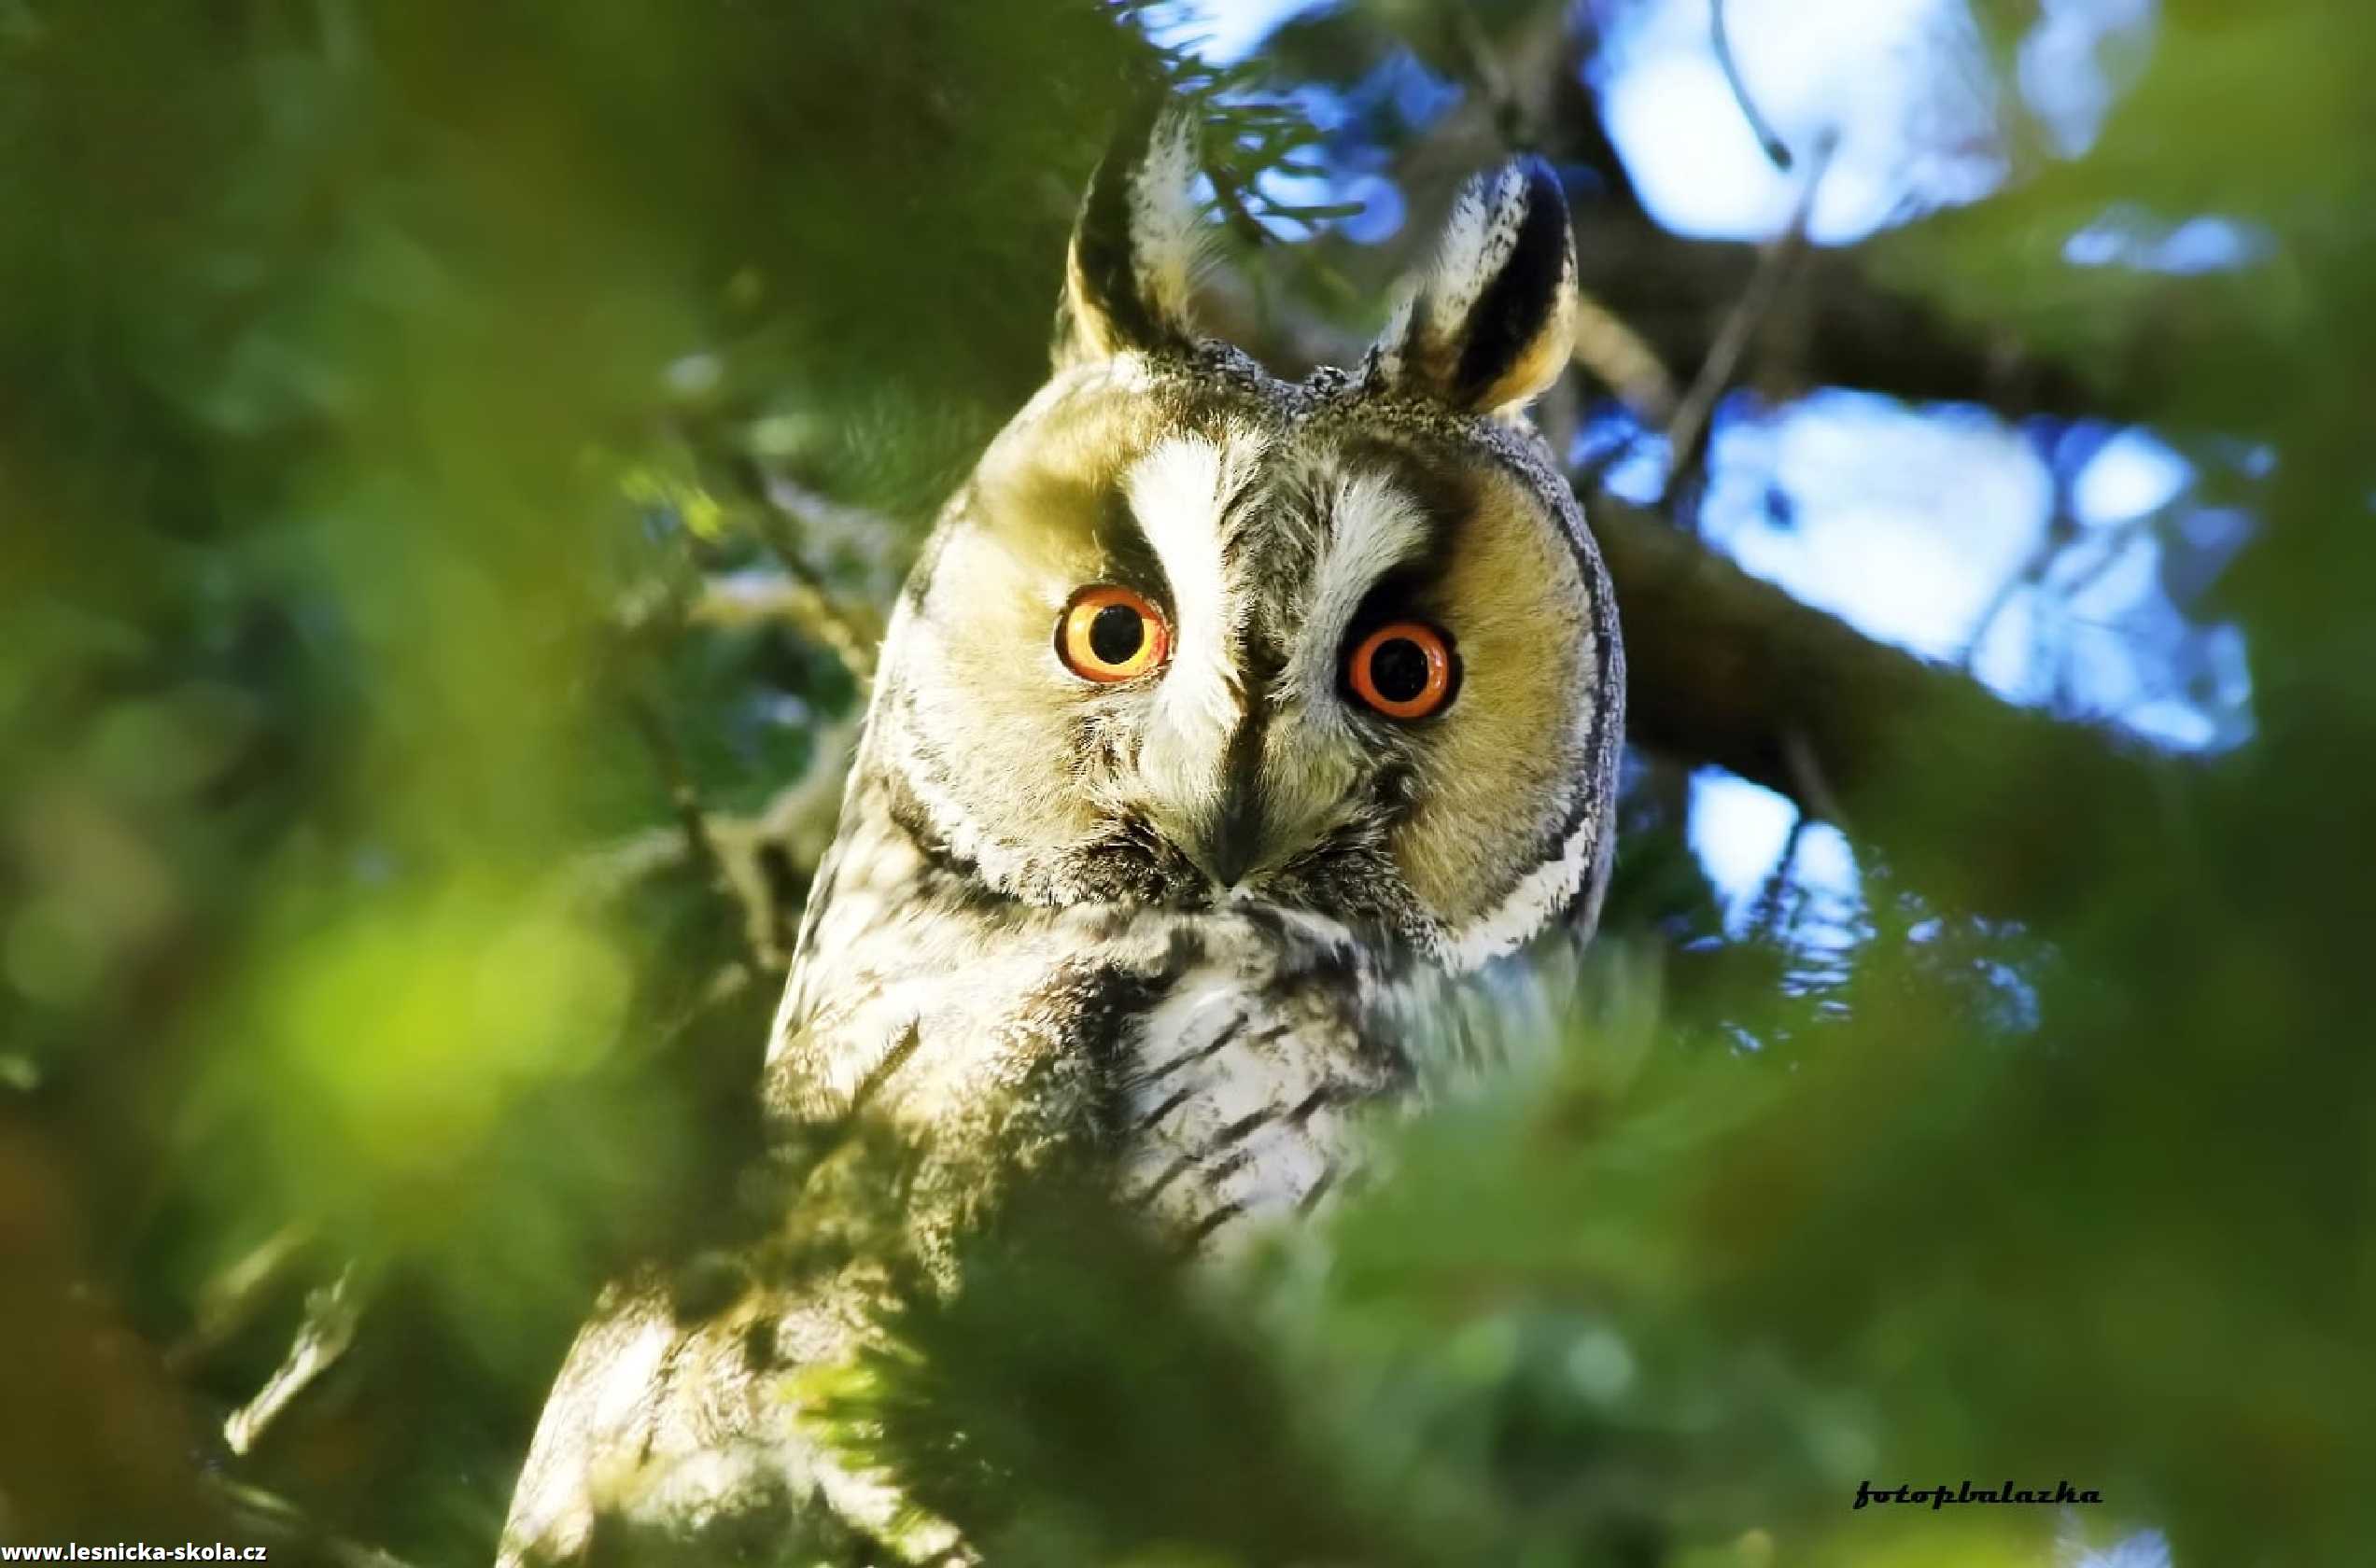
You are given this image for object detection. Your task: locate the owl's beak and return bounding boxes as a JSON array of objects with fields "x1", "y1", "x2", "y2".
[
  {"x1": 1194, "y1": 779, "x2": 1266, "y2": 889},
  {"x1": 1145, "y1": 693, "x2": 1308, "y2": 896}
]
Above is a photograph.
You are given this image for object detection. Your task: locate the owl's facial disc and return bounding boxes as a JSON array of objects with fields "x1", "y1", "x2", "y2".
[
  {"x1": 851, "y1": 119, "x2": 1624, "y2": 961},
  {"x1": 876, "y1": 362, "x2": 1618, "y2": 968}
]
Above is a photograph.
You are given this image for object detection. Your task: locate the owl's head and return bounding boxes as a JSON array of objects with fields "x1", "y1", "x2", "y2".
[{"x1": 870, "y1": 111, "x2": 1624, "y2": 972}]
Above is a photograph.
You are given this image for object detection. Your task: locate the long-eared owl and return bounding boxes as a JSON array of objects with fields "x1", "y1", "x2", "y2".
[{"x1": 501, "y1": 107, "x2": 1624, "y2": 1564}]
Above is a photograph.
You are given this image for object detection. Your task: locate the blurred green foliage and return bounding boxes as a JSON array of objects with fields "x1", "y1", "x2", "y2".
[
  {"x1": 3, "y1": 2, "x2": 2373, "y2": 1566},
  {"x1": 0, "y1": 0, "x2": 1160, "y2": 1553}
]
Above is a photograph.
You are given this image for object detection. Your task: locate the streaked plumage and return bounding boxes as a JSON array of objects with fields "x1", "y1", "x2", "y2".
[{"x1": 500, "y1": 108, "x2": 1624, "y2": 1565}]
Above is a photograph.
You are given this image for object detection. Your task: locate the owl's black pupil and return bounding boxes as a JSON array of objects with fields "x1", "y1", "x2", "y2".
[
  {"x1": 1089, "y1": 602, "x2": 1145, "y2": 665},
  {"x1": 1369, "y1": 637, "x2": 1430, "y2": 703}
]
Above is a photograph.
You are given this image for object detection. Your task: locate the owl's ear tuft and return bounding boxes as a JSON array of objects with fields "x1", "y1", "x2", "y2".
[
  {"x1": 1370, "y1": 157, "x2": 1578, "y2": 416},
  {"x1": 1054, "y1": 105, "x2": 1210, "y2": 368}
]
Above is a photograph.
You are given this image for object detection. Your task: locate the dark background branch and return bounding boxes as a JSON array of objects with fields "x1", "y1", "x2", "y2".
[
  {"x1": 1586, "y1": 489, "x2": 2181, "y2": 925},
  {"x1": 1568, "y1": 208, "x2": 2119, "y2": 420}
]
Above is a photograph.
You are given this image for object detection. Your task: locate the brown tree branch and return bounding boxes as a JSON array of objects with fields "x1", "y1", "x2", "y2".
[
  {"x1": 1585, "y1": 490, "x2": 2182, "y2": 925},
  {"x1": 1662, "y1": 136, "x2": 1834, "y2": 499},
  {"x1": 1572, "y1": 210, "x2": 2123, "y2": 421}
]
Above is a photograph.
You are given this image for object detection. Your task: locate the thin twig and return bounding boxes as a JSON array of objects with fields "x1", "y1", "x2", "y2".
[
  {"x1": 1662, "y1": 134, "x2": 1835, "y2": 509},
  {"x1": 625, "y1": 692, "x2": 730, "y2": 899},
  {"x1": 561, "y1": 718, "x2": 857, "y2": 972},
  {"x1": 223, "y1": 1265, "x2": 368, "y2": 1458},
  {"x1": 1713, "y1": 0, "x2": 1794, "y2": 170},
  {"x1": 2053, "y1": 511, "x2": 2166, "y2": 606},
  {"x1": 729, "y1": 461, "x2": 886, "y2": 684},
  {"x1": 689, "y1": 568, "x2": 878, "y2": 688},
  {"x1": 163, "y1": 1224, "x2": 319, "y2": 1378},
  {"x1": 1780, "y1": 727, "x2": 1849, "y2": 829},
  {"x1": 1961, "y1": 483, "x2": 2076, "y2": 673},
  {"x1": 1748, "y1": 815, "x2": 1812, "y2": 936},
  {"x1": 1204, "y1": 160, "x2": 1279, "y2": 248},
  {"x1": 1569, "y1": 295, "x2": 1680, "y2": 425},
  {"x1": 1450, "y1": 8, "x2": 1531, "y2": 146},
  {"x1": 206, "y1": 1475, "x2": 422, "y2": 1568}
]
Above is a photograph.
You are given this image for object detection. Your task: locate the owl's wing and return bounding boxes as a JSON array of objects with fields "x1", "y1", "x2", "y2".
[
  {"x1": 500, "y1": 753, "x2": 1475, "y2": 1567},
  {"x1": 495, "y1": 1255, "x2": 953, "y2": 1568}
]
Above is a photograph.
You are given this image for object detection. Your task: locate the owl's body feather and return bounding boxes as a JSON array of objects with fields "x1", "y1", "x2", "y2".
[
  {"x1": 501, "y1": 758, "x2": 1433, "y2": 1562},
  {"x1": 500, "y1": 116, "x2": 1622, "y2": 1565}
]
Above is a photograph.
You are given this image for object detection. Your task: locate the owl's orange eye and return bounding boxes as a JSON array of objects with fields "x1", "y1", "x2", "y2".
[
  {"x1": 1346, "y1": 621, "x2": 1455, "y2": 720},
  {"x1": 1057, "y1": 585, "x2": 1170, "y2": 683}
]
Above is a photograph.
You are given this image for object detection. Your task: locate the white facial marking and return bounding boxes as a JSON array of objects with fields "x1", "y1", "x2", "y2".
[
  {"x1": 1294, "y1": 469, "x2": 1429, "y2": 696},
  {"x1": 1129, "y1": 434, "x2": 1254, "y2": 818},
  {"x1": 1249, "y1": 469, "x2": 1426, "y2": 847}
]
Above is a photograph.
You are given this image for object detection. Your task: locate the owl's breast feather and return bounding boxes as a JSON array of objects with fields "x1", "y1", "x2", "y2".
[{"x1": 772, "y1": 797, "x2": 1427, "y2": 1252}]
